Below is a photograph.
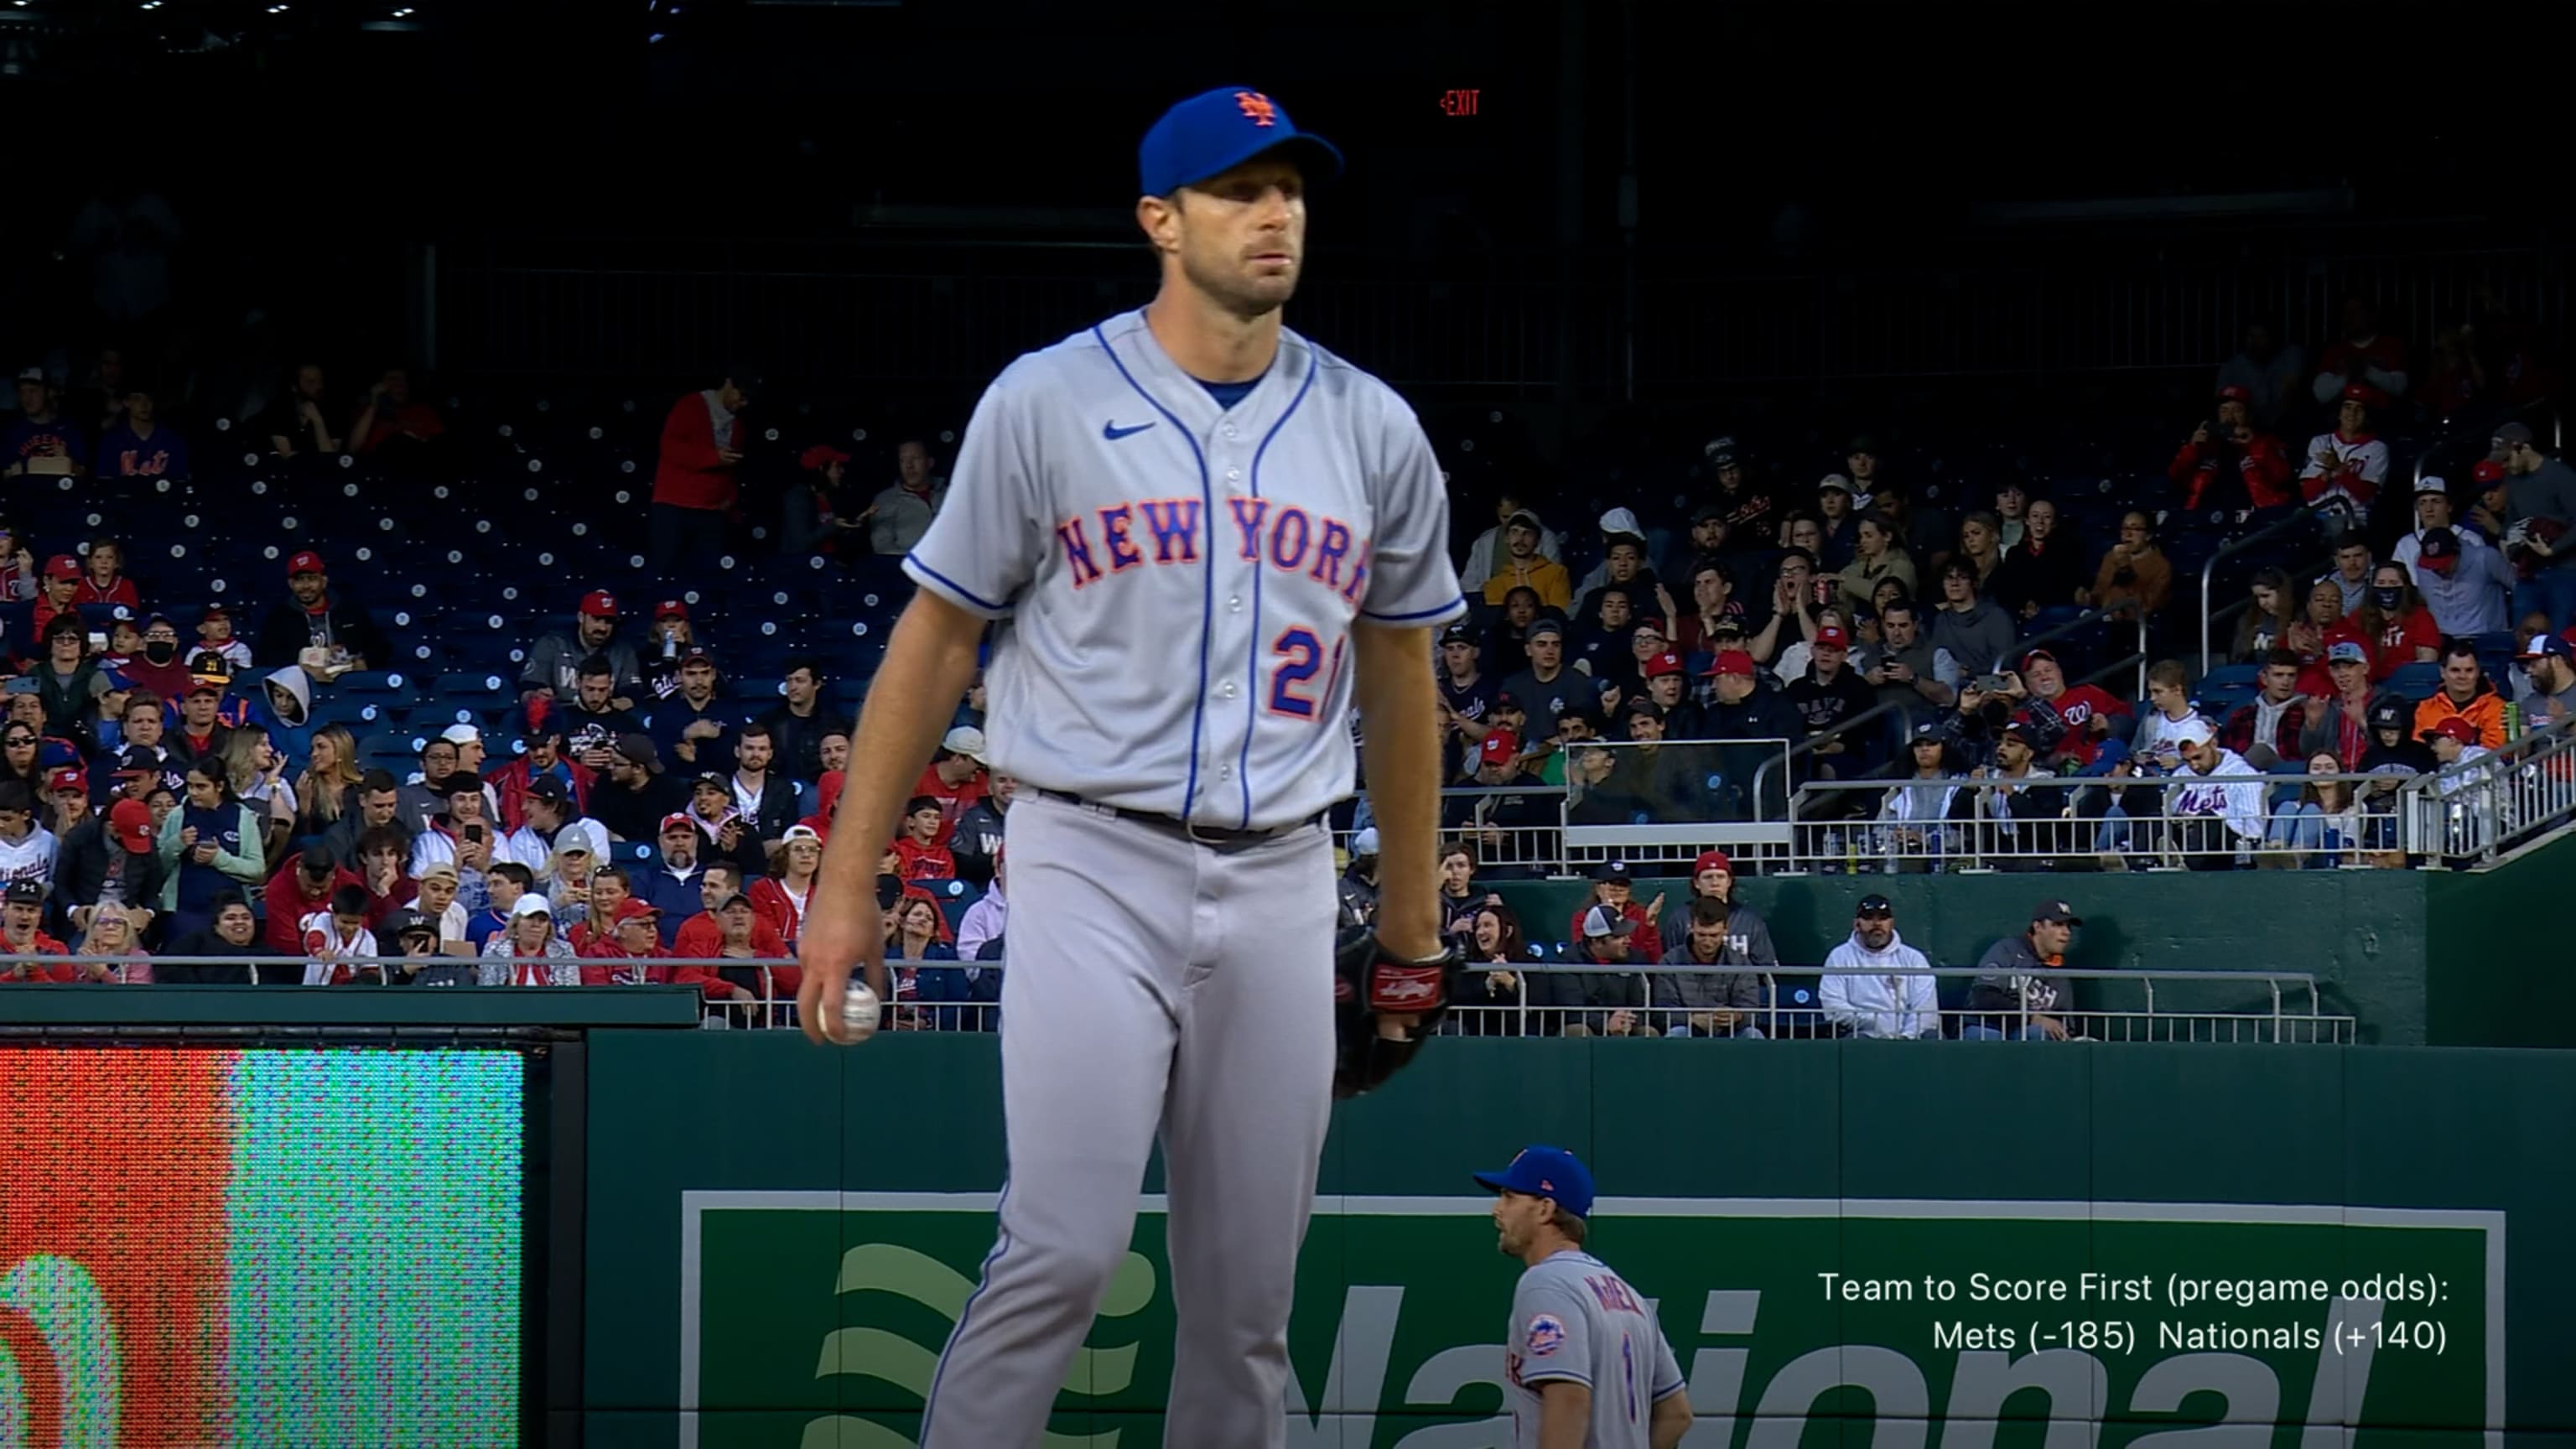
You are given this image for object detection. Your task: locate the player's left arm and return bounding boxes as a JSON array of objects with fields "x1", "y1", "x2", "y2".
[
  {"x1": 1648, "y1": 1322, "x2": 1690, "y2": 1448},
  {"x1": 1535, "y1": 1381, "x2": 1593, "y2": 1449},
  {"x1": 1353, "y1": 397, "x2": 1468, "y2": 960},
  {"x1": 1649, "y1": 1385, "x2": 1693, "y2": 1449}
]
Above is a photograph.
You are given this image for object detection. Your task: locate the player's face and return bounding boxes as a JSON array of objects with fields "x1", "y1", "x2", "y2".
[
  {"x1": 1491, "y1": 1191, "x2": 1550, "y2": 1255},
  {"x1": 1156, "y1": 158, "x2": 1308, "y2": 319}
]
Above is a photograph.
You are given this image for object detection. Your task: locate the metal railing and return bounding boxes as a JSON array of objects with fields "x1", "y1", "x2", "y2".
[
  {"x1": 1337, "y1": 784, "x2": 1571, "y2": 876},
  {"x1": 1777, "y1": 770, "x2": 2426, "y2": 873},
  {"x1": 2394, "y1": 715, "x2": 2576, "y2": 865},
  {"x1": 2198, "y1": 507, "x2": 2325, "y2": 676},
  {"x1": 0, "y1": 952, "x2": 2359, "y2": 1044},
  {"x1": 1559, "y1": 739, "x2": 1794, "y2": 871},
  {"x1": 1424, "y1": 964, "x2": 2345, "y2": 1043},
  {"x1": 1781, "y1": 605, "x2": 2153, "y2": 789}
]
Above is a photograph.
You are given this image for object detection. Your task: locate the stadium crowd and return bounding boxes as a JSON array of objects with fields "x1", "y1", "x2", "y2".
[{"x1": 0, "y1": 296, "x2": 2571, "y2": 1033}]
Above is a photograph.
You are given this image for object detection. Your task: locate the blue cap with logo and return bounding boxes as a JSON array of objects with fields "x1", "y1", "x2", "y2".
[
  {"x1": 1474, "y1": 1145, "x2": 1596, "y2": 1220},
  {"x1": 1139, "y1": 86, "x2": 1344, "y2": 199}
]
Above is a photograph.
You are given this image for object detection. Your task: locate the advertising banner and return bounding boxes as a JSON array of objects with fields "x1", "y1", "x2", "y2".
[
  {"x1": 0, "y1": 1046, "x2": 525, "y2": 1447},
  {"x1": 677, "y1": 1192, "x2": 2497, "y2": 1449}
]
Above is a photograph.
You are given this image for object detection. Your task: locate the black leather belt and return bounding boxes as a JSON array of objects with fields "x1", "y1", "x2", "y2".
[{"x1": 1035, "y1": 789, "x2": 1321, "y2": 847}]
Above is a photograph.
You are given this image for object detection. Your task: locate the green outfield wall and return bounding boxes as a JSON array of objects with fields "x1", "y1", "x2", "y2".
[
  {"x1": 1488, "y1": 830, "x2": 2576, "y2": 1047},
  {"x1": 584, "y1": 1035, "x2": 2576, "y2": 1447}
]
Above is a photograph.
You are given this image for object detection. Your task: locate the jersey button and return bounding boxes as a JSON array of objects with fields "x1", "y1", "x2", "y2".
[
  {"x1": 1223, "y1": 424, "x2": 1239, "y2": 439},
  {"x1": 1225, "y1": 468, "x2": 1242, "y2": 482},
  {"x1": 1219, "y1": 682, "x2": 1239, "y2": 699},
  {"x1": 1228, "y1": 595, "x2": 1243, "y2": 612}
]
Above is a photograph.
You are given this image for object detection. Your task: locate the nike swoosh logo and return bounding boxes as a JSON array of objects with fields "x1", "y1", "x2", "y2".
[{"x1": 1103, "y1": 421, "x2": 1156, "y2": 440}]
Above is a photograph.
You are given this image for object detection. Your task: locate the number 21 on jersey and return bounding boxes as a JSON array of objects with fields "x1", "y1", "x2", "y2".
[{"x1": 1267, "y1": 627, "x2": 1345, "y2": 720}]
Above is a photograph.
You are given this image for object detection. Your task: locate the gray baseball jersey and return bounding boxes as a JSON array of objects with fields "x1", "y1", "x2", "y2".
[
  {"x1": 1506, "y1": 1249, "x2": 1685, "y2": 1449},
  {"x1": 902, "y1": 309, "x2": 1467, "y2": 831}
]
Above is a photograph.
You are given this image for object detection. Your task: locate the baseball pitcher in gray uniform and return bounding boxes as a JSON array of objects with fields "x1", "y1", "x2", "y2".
[
  {"x1": 796, "y1": 85, "x2": 1467, "y2": 1447},
  {"x1": 1478, "y1": 1146, "x2": 1692, "y2": 1449}
]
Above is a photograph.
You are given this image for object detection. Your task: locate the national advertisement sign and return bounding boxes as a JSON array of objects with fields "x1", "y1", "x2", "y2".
[{"x1": 678, "y1": 1192, "x2": 2500, "y2": 1449}]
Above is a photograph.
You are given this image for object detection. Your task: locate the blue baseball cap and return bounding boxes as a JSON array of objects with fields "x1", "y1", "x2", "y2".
[
  {"x1": 1474, "y1": 1145, "x2": 1596, "y2": 1220},
  {"x1": 1138, "y1": 86, "x2": 1343, "y2": 199}
]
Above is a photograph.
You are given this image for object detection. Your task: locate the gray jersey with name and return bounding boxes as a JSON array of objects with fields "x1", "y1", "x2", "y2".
[
  {"x1": 902, "y1": 309, "x2": 1467, "y2": 832},
  {"x1": 1507, "y1": 1249, "x2": 1683, "y2": 1449}
]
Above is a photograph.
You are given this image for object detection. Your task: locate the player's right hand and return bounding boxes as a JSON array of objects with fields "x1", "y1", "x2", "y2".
[{"x1": 796, "y1": 896, "x2": 886, "y2": 1046}]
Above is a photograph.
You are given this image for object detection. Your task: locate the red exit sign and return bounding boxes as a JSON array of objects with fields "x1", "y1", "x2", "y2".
[{"x1": 1438, "y1": 88, "x2": 1481, "y2": 117}]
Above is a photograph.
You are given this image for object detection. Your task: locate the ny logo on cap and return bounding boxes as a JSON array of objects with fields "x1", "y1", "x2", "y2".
[{"x1": 1236, "y1": 91, "x2": 1278, "y2": 127}]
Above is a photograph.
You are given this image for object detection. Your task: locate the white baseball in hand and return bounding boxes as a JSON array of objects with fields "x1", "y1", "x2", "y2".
[{"x1": 828, "y1": 979, "x2": 882, "y2": 1045}]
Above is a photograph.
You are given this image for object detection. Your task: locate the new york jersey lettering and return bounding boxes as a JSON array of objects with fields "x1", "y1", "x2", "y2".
[{"x1": 901, "y1": 310, "x2": 1467, "y2": 831}]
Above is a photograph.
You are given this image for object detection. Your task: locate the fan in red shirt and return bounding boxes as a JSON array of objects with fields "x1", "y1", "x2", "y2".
[
  {"x1": 577, "y1": 898, "x2": 672, "y2": 985},
  {"x1": 797, "y1": 770, "x2": 844, "y2": 844},
  {"x1": 748, "y1": 824, "x2": 825, "y2": 952},
  {"x1": 648, "y1": 370, "x2": 754, "y2": 570},
  {"x1": 670, "y1": 878, "x2": 792, "y2": 1016},
  {"x1": 2287, "y1": 577, "x2": 2373, "y2": 696},
  {"x1": 1562, "y1": 860, "x2": 1661, "y2": 959},
  {"x1": 890, "y1": 795, "x2": 957, "y2": 881},
  {"x1": 0, "y1": 880, "x2": 70, "y2": 979},
  {"x1": 2366, "y1": 564, "x2": 2442, "y2": 683},
  {"x1": 2014, "y1": 649, "x2": 2132, "y2": 769},
  {"x1": 29, "y1": 555, "x2": 83, "y2": 636},
  {"x1": 74, "y1": 538, "x2": 143, "y2": 610},
  {"x1": 911, "y1": 727, "x2": 990, "y2": 844},
  {"x1": 2170, "y1": 385, "x2": 2297, "y2": 513}
]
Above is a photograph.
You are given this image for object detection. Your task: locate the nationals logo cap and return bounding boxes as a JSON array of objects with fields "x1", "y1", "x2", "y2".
[
  {"x1": 1139, "y1": 87, "x2": 1343, "y2": 199},
  {"x1": 1474, "y1": 1145, "x2": 1597, "y2": 1220}
]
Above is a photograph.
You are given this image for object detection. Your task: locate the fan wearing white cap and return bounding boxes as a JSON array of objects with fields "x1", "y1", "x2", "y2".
[
  {"x1": 911, "y1": 727, "x2": 992, "y2": 848},
  {"x1": 1573, "y1": 510, "x2": 1680, "y2": 626},
  {"x1": 476, "y1": 893, "x2": 581, "y2": 986},
  {"x1": 2163, "y1": 717, "x2": 2266, "y2": 865},
  {"x1": 1337, "y1": 826, "x2": 1381, "y2": 927},
  {"x1": 748, "y1": 823, "x2": 828, "y2": 951}
]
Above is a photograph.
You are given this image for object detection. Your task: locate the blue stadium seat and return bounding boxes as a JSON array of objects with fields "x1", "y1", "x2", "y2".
[
  {"x1": 2194, "y1": 683, "x2": 2258, "y2": 719},
  {"x1": 2194, "y1": 663, "x2": 2261, "y2": 693},
  {"x1": 2381, "y1": 662, "x2": 2443, "y2": 701},
  {"x1": 356, "y1": 732, "x2": 426, "y2": 775}
]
